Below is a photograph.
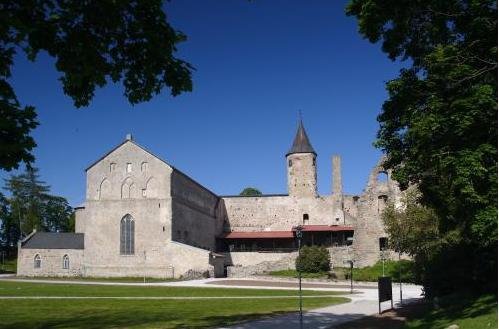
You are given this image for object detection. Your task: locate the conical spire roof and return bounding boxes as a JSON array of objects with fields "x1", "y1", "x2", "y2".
[{"x1": 286, "y1": 120, "x2": 316, "y2": 156}]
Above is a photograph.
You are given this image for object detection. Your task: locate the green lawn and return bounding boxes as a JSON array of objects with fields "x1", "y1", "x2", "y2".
[
  {"x1": 404, "y1": 294, "x2": 497, "y2": 329},
  {"x1": 0, "y1": 259, "x2": 16, "y2": 274},
  {"x1": 349, "y1": 260, "x2": 417, "y2": 283},
  {"x1": 16, "y1": 275, "x2": 176, "y2": 283},
  {"x1": 268, "y1": 260, "x2": 418, "y2": 283},
  {"x1": 0, "y1": 281, "x2": 350, "y2": 328},
  {"x1": 268, "y1": 269, "x2": 329, "y2": 279}
]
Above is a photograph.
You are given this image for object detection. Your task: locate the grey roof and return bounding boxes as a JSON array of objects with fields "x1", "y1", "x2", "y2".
[
  {"x1": 21, "y1": 232, "x2": 84, "y2": 250},
  {"x1": 286, "y1": 120, "x2": 316, "y2": 156}
]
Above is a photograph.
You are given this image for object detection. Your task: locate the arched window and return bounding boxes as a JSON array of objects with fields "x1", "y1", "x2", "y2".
[
  {"x1": 120, "y1": 214, "x2": 135, "y2": 255},
  {"x1": 34, "y1": 254, "x2": 41, "y2": 268},
  {"x1": 302, "y1": 214, "x2": 309, "y2": 224},
  {"x1": 62, "y1": 255, "x2": 70, "y2": 269},
  {"x1": 377, "y1": 171, "x2": 388, "y2": 183}
]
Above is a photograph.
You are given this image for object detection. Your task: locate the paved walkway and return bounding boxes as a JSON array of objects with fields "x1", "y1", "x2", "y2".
[{"x1": 212, "y1": 280, "x2": 423, "y2": 329}]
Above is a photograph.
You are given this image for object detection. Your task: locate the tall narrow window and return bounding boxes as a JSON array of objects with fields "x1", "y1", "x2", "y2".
[
  {"x1": 34, "y1": 254, "x2": 41, "y2": 268},
  {"x1": 379, "y1": 237, "x2": 388, "y2": 251},
  {"x1": 126, "y1": 163, "x2": 132, "y2": 173},
  {"x1": 62, "y1": 255, "x2": 70, "y2": 269},
  {"x1": 120, "y1": 214, "x2": 135, "y2": 255},
  {"x1": 110, "y1": 163, "x2": 116, "y2": 172},
  {"x1": 303, "y1": 214, "x2": 309, "y2": 224},
  {"x1": 378, "y1": 195, "x2": 388, "y2": 214}
]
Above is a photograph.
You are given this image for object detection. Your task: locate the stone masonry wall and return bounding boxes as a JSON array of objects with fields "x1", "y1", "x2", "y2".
[
  {"x1": 222, "y1": 194, "x2": 349, "y2": 231},
  {"x1": 170, "y1": 170, "x2": 222, "y2": 250},
  {"x1": 18, "y1": 248, "x2": 83, "y2": 277},
  {"x1": 287, "y1": 153, "x2": 317, "y2": 197}
]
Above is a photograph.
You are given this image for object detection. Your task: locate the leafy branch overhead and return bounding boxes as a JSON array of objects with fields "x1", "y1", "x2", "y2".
[
  {"x1": 0, "y1": 0, "x2": 193, "y2": 170},
  {"x1": 347, "y1": 0, "x2": 497, "y2": 295}
]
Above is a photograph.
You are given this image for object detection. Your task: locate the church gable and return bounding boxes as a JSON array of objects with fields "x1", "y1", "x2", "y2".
[{"x1": 85, "y1": 138, "x2": 173, "y2": 201}]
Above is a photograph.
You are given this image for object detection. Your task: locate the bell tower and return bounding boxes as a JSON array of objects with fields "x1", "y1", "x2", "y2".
[{"x1": 286, "y1": 120, "x2": 317, "y2": 197}]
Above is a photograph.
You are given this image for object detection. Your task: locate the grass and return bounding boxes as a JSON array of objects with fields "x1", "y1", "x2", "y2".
[
  {"x1": 16, "y1": 275, "x2": 176, "y2": 283},
  {"x1": 335, "y1": 293, "x2": 497, "y2": 329},
  {"x1": 268, "y1": 260, "x2": 418, "y2": 283},
  {"x1": 349, "y1": 260, "x2": 417, "y2": 283},
  {"x1": 404, "y1": 294, "x2": 497, "y2": 329},
  {"x1": 0, "y1": 280, "x2": 350, "y2": 328},
  {"x1": 268, "y1": 269, "x2": 329, "y2": 279},
  {"x1": 0, "y1": 259, "x2": 16, "y2": 274}
]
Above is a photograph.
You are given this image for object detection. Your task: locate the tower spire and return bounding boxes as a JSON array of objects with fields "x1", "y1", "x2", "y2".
[{"x1": 286, "y1": 119, "x2": 316, "y2": 156}]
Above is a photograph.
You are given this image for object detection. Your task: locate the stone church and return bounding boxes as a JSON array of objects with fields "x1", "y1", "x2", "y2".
[{"x1": 17, "y1": 121, "x2": 402, "y2": 278}]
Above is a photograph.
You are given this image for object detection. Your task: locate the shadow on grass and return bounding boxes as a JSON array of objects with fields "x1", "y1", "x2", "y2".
[
  {"x1": 406, "y1": 294, "x2": 497, "y2": 329},
  {"x1": 0, "y1": 309, "x2": 300, "y2": 329},
  {"x1": 335, "y1": 295, "x2": 498, "y2": 329}
]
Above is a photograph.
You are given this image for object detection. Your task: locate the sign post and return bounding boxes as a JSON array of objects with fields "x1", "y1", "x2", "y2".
[{"x1": 378, "y1": 276, "x2": 393, "y2": 314}]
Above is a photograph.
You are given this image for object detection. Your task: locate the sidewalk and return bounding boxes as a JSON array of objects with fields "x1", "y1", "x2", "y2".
[{"x1": 216, "y1": 281, "x2": 423, "y2": 329}]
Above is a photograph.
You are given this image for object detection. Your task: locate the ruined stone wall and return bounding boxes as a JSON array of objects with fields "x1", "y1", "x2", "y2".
[
  {"x1": 226, "y1": 252, "x2": 297, "y2": 277},
  {"x1": 222, "y1": 194, "x2": 349, "y2": 231},
  {"x1": 351, "y1": 159, "x2": 403, "y2": 267},
  {"x1": 17, "y1": 248, "x2": 83, "y2": 277}
]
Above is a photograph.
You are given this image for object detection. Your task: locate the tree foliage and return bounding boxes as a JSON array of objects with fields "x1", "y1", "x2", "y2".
[
  {"x1": 239, "y1": 187, "x2": 263, "y2": 197},
  {"x1": 295, "y1": 246, "x2": 331, "y2": 273},
  {"x1": 347, "y1": 0, "x2": 497, "y2": 295},
  {"x1": 0, "y1": 0, "x2": 193, "y2": 170},
  {"x1": 0, "y1": 167, "x2": 74, "y2": 252}
]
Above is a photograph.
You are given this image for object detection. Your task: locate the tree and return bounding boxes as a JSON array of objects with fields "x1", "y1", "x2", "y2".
[
  {"x1": 382, "y1": 190, "x2": 440, "y2": 289},
  {"x1": 295, "y1": 246, "x2": 331, "y2": 273},
  {"x1": 0, "y1": 192, "x2": 19, "y2": 257},
  {"x1": 3, "y1": 167, "x2": 73, "y2": 236},
  {"x1": 347, "y1": 0, "x2": 497, "y2": 295},
  {"x1": 239, "y1": 187, "x2": 263, "y2": 197},
  {"x1": 1, "y1": 1, "x2": 193, "y2": 170}
]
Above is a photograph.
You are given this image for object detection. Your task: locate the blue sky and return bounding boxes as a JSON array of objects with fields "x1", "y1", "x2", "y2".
[{"x1": 3, "y1": 0, "x2": 403, "y2": 206}]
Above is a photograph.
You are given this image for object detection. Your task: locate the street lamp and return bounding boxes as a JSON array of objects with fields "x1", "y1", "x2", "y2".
[
  {"x1": 343, "y1": 260, "x2": 354, "y2": 294},
  {"x1": 292, "y1": 225, "x2": 304, "y2": 329}
]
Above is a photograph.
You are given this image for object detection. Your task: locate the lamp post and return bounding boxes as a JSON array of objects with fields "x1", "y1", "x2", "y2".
[
  {"x1": 345, "y1": 236, "x2": 354, "y2": 294},
  {"x1": 293, "y1": 225, "x2": 303, "y2": 329},
  {"x1": 399, "y1": 250, "x2": 402, "y2": 305}
]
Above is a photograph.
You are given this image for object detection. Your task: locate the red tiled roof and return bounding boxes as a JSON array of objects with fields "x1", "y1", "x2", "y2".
[
  {"x1": 222, "y1": 231, "x2": 294, "y2": 239},
  {"x1": 222, "y1": 225, "x2": 354, "y2": 239}
]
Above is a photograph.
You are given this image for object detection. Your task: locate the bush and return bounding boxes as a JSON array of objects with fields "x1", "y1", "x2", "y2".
[{"x1": 295, "y1": 246, "x2": 331, "y2": 273}]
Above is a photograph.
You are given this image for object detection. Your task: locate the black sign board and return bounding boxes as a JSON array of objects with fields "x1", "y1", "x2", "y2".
[{"x1": 378, "y1": 276, "x2": 393, "y2": 313}]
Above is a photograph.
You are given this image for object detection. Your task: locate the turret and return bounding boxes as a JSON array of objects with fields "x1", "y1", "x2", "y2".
[{"x1": 286, "y1": 120, "x2": 317, "y2": 197}]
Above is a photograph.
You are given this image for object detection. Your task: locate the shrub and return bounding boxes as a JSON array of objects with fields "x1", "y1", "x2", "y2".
[{"x1": 295, "y1": 246, "x2": 331, "y2": 273}]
